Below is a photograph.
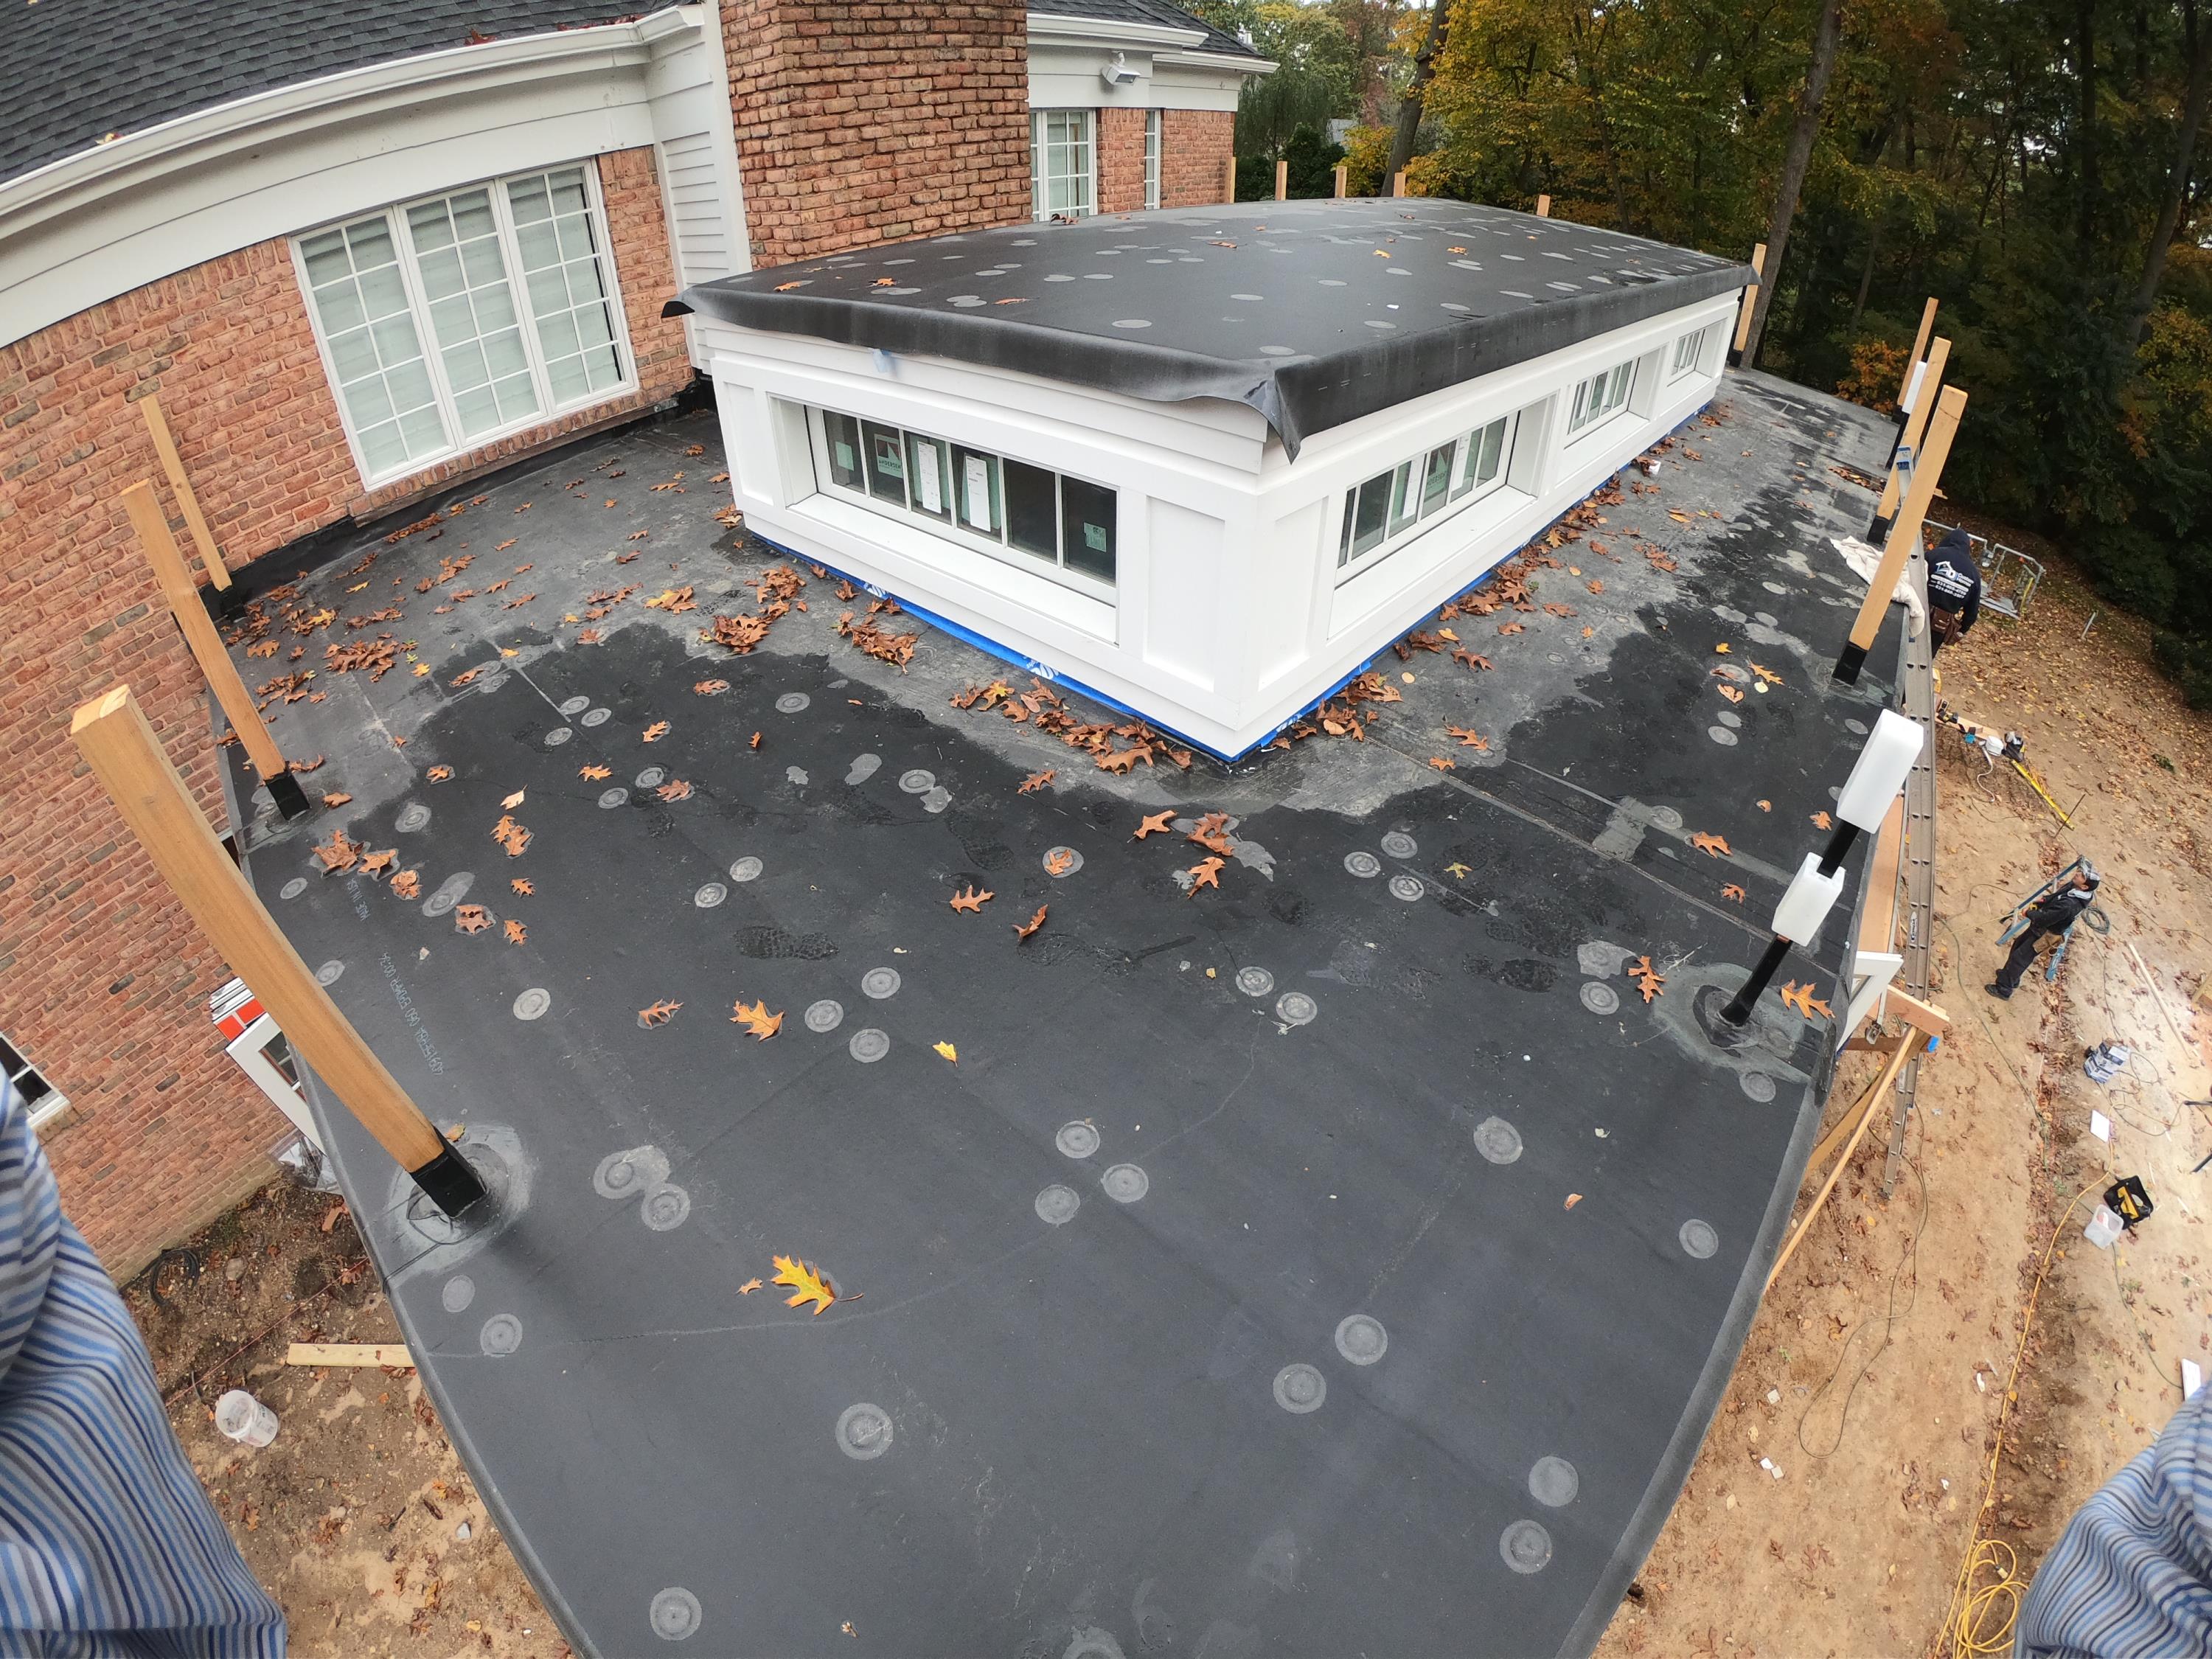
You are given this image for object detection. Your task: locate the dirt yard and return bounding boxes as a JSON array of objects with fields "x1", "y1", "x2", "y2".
[{"x1": 128, "y1": 524, "x2": 2212, "y2": 1658}]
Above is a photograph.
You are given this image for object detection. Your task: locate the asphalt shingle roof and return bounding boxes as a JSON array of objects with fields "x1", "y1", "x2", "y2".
[
  {"x1": 1027, "y1": 0, "x2": 1265, "y2": 59},
  {"x1": 0, "y1": 0, "x2": 629, "y2": 187}
]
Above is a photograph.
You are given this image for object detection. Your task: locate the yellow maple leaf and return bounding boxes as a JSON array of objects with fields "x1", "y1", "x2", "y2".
[
  {"x1": 933, "y1": 1040, "x2": 959, "y2": 1062},
  {"x1": 772, "y1": 1253, "x2": 837, "y2": 1315}
]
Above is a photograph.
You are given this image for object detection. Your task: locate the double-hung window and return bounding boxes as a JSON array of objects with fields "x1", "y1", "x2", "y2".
[
  {"x1": 1565, "y1": 358, "x2": 1635, "y2": 437},
  {"x1": 1338, "y1": 411, "x2": 1518, "y2": 571},
  {"x1": 296, "y1": 163, "x2": 630, "y2": 486},
  {"x1": 1670, "y1": 325, "x2": 1711, "y2": 378},
  {"x1": 1031, "y1": 110, "x2": 1096, "y2": 220},
  {"x1": 811, "y1": 406, "x2": 1116, "y2": 590},
  {"x1": 1, "y1": 1029, "x2": 66, "y2": 1133},
  {"x1": 1144, "y1": 111, "x2": 1163, "y2": 210}
]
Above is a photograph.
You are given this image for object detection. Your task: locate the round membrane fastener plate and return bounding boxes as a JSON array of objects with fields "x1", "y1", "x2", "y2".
[
  {"x1": 1529, "y1": 1457, "x2": 1579, "y2": 1507},
  {"x1": 1739, "y1": 1071, "x2": 1777, "y2": 1102},
  {"x1": 1236, "y1": 967, "x2": 1275, "y2": 998},
  {"x1": 559, "y1": 695, "x2": 590, "y2": 715},
  {"x1": 1388, "y1": 875, "x2": 1424, "y2": 902},
  {"x1": 1335, "y1": 1314, "x2": 1388, "y2": 1366},
  {"x1": 804, "y1": 999, "x2": 844, "y2": 1033},
  {"x1": 1273, "y1": 1363, "x2": 1326, "y2": 1413},
  {"x1": 1034, "y1": 1185, "x2": 1080, "y2": 1225},
  {"x1": 1472, "y1": 1116, "x2": 1524, "y2": 1164},
  {"x1": 860, "y1": 967, "x2": 900, "y2": 999},
  {"x1": 1679, "y1": 1219, "x2": 1719, "y2": 1259},
  {"x1": 635, "y1": 766, "x2": 666, "y2": 790},
  {"x1": 512, "y1": 987, "x2": 552, "y2": 1021},
  {"x1": 1101, "y1": 1164, "x2": 1149, "y2": 1203},
  {"x1": 1276, "y1": 992, "x2": 1317, "y2": 1026},
  {"x1": 598, "y1": 789, "x2": 630, "y2": 809},
  {"x1": 280, "y1": 877, "x2": 307, "y2": 900},
  {"x1": 848, "y1": 1028, "x2": 890, "y2": 1063},
  {"x1": 640, "y1": 1183, "x2": 691, "y2": 1231},
  {"x1": 1343, "y1": 851, "x2": 1382, "y2": 878},
  {"x1": 1380, "y1": 831, "x2": 1419, "y2": 858},
  {"x1": 728, "y1": 857, "x2": 762, "y2": 883},
  {"x1": 440, "y1": 1276, "x2": 475, "y2": 1312},
  {"x1": 693, "y1": 883, "x2": 726, "y2": 908},
  {"x1": 1043, "y1": 846, "x2": 1085, "y2": 877},
  {"x1": 649, "y1": 1587, "x2": 701, "y2": 1641},
  {"x1": 479, "y1": 1314, "x2": 523, "y2": 1356},
  {"x1": 543, "y1": 728, "x2": 571, "y2": 747},
  {"x1": 836, "y1": 1403, "x2": 893, "y2": 1460},
  {"x1": 1500, "y1": 1520, "x2": 1553, "y2": 1573},
  {"x1": 1055, "y1": 1121, "x2": 1101, "y2": 1158},
  {"x1": 899, "y1": 770, "x2": 936, "y2": 794},
  {"x1": 396, "y1": 804, "x2": 432, "y2": 832},
  {"x1": 775, "y1": 692, "x2": 811, "y2": 713},
  {"x1": 315, "y1": 961, "x2": 344, "y2": 985},
  {"x1": 1580, "y1": 982, "x2": 1621, "y2": 1015},
  {"x1": 580, "y1": 707, "x2": 611, "y2": 728}
]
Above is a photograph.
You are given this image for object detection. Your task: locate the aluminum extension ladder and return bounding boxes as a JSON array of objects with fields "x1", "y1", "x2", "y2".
[{"x1": 1880, "y1": 555, "x2": 1938, "y2": 1196}]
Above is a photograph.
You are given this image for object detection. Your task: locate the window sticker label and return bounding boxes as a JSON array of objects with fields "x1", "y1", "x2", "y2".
[
  {"x1": 913, "y1": 440, "x2": 943, "y2": 514},
  {"x1": 873, "y1": 438, "x2": 903, "y2": 479},
  {"x1": 964, "y1": 456, "x2": 992, "y2": 529},
  {"x1": 1083, "y1": 522, "x2": 1107, "y2": 552},
  {"x1": 834, "y1": 441, "x2": 855, "y2": 472}
]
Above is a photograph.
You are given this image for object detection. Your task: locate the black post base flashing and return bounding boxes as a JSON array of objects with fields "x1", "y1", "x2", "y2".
[
  {"x1": 1720, "y1": 935, "x2": 1793, "y2": 1027},
  {"x1": 265, "y1": 768, "x2": 313, "y2": 821},
  {"x1": 1866, "y1": 512, "x2": 1893, "y2": 543},
  {"x1": 201, "y1": 584, "x2": 246, "y2": 625},
  {"x1": 1832, "y1": 639, "x2": 1870, "y2": 686},
  {"x1": 409, "y1": 1144, "x2": 490, "y2": 1217}
]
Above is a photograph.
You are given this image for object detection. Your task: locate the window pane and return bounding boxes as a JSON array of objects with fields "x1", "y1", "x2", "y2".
[
  {"x1": 507, "y1": 169, "x2": 623, "y2": 408},
  {"x1": 404, "y1": 189, "x2": 539, "y2": 439},
  {"x1": 1060, "y1": 476, "x2": 1116, "y2": 582},
  {"x1": 952, "y1": 446, "x2": 1001, "y2": 535},
  {"x1": 824, "y1": 412, "x2": 863, "y2": 488},
  {"x1": 451, "y1": 189, "x2": 496, "y2": 241},
  {"x1": 1004, "y1": 459, "x2": 1057, "y2": 558},
  {"x1": 906, "y1": 433, "x2": 951, "y2": 521},
  {"x1": 358, "y1": 420, "x2": 411, "y2": 476},
  {"x1": 1339, "y1": 490, "x2": 1357, "y2": 565},
  {"x1": 407, "y1": 201, "x2": 456, "y2": 251},
  {"x1": 1387, "y1": 461, "x2": 1416, "y2": 535},
  {"x1": 302, "y1": 232, "x2": 351, "y2": 287},
  {"x1": 583, "y1": 346, "x2": 622, "y2": 391},
  {"x1": 1350, "y1": 472, "x2": 1390, "y2": 557},
  {"x1": 305, "y1": 213, "x2": 448, "y2": 473},
  {"x1": 1478, "y1": 417, "x2": 1508, "y2": 482},
  {"x1": 1419, "y1": 442, "x2": 1454, "y2": 518},
  {"x1": 863, "y1": 421, "x2": 908, "y2": 506}
]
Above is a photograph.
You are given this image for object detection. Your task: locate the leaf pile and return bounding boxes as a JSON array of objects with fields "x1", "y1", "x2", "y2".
[
  {"x1": 950, "y1": 679, "x2": 1192, "y2": 772},
  {"x1": 838, "y1": 611, "x2": 919, "y2": 669}
]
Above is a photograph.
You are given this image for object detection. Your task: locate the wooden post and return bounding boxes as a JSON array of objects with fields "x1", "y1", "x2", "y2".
[
  {"x1": 119, "y1": 480, "x2": 310, "y2": 819},
  {"x1": 139, "y1": 392, "x2": 239, "y2": 619},
  {"x1": 1274, "y1": 159, "x2": 1288, "y2": 201},
  {"x1": 1896, "y1": 297, "x2": 1939, "y2": 415},
  {"x1": 1835, "y1": 386, "x2": 1967, "y2": 684},
  {"x1": 1871, "y1": 336, "x2": 1950, "y2": 538},
  {"x1": 70, "y1": 685, "x2": 489, "y2": 1217},
  {"x1": 1332, "y1": 163, "x2": 1347, "y2": 199},
  {"x1": 1534, "y1": 193, "x2": 1551, "y2": 218},
  {"x1": 1391, "y1": 170, "x2": 1407, "y2": 198},
  {"x1": 1223, "y1": 155, "x2": 1237, "y2": 203},
  {"x1": 1731, "y1": 243, "x2": 1767, "y2": 361},
  {"x1": 1767, "y1": 1035, "x2": 1921, "y2": 1290}
]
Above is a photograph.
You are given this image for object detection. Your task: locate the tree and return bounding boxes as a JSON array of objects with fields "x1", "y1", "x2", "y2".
[
  {"x1": 1385, "y1": 1, "x2": 1451, "y2": 184},
  {"x1": 1739, "y1": 0, "x2": 1845, "y2": 365},
  {"x1": 2129, "y1": 0, "x2": 2212, "y2": 348}
]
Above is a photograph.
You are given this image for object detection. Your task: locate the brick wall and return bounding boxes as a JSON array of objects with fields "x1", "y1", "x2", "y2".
[
  {"x1": 1161, "y1": 108, "x2": 1235, "y2": 208},
  {"x1": 719, "y1": 0, "x2": 1031, "y2": 265},
  {"x1": 0, "y1": 145, "x2": 689, "y2": 1278},
  {"x1": 1098, "y1": 107, "x2": 1147, "y2": 215}
]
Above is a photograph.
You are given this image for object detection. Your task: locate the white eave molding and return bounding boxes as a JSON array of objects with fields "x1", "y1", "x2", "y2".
[
  {"x1": 1156, "y1": 49, "x2": 1278, "y2": 75},
  {"x1": 0, "y1": 6, "x2": 703, "y2": 240},
  {"x1": 1026, "y1": 10, "x2": 1273, "y2": 76}
]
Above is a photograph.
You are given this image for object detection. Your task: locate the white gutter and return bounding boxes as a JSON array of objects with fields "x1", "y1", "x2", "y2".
[
  {"x1": 1155, "y1": 49, "x2": 1277, "y2": 76},
  {"x1": 1025, "y1": 11, "x2": 1207, "y2": 50}
]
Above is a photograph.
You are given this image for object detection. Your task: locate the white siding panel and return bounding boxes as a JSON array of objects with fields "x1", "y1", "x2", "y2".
[{"x1": 659, "y1": 130, "x2": 734, "y2": 285}]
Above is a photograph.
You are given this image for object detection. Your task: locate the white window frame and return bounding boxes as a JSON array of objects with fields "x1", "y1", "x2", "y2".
[
  {"x1": 1, "y1": 1030, "x2": 68, "y2": 1133},
  {"x1": 803, "y1": 404, "x2": 1118, "y2": 598},
  {"x1": 1670, "y1": 324, "x2": 1713, "y2": 379},
  {"x1": 1144, "y1": 110, "x2": 1163, "y2": 210},
  {"x1": 292, "y1": 161, "x2": 639, "y2": 490},
  {"x1": 1565, "y1": 358, "x2": 1637, "y2": 439},
  {"x1": 1031, "y1": 109, "x2": 1098, "y2": 221},
  {"x1": 1337, "y1": 411, "x2": 1522, "y2": 578}
]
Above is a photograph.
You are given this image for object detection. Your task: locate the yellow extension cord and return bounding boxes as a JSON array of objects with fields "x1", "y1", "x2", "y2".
[{"x1": 1940, "y1": 1186, "x2": 2097, "y2": 1657}]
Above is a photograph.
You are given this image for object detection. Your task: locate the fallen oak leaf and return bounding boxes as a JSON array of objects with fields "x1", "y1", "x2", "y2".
[
  {"x1": 502, "y1": 788, "x2": 526, "y2": 809},
  {"x1": 642, "y1": 720, "x2": 670, "y2": 742},
  {"x1": 321, "y1": 792, "x2": 354, "y2": 810},
  {"x1": 771, "y1": 1253, "x2": 837, "y2": 1315},
  {"x1": 1186, "y1": 855, "x2": 1225, "y2": 895},
  {"x1": 360, "y1": 849, "x2": 397, "y2": 878},
  {"x1": 580, "y1": 764, "x2": 611, "y2": 780},
  {"x1": 390, "y1": 870, "x2": 421, "y2": 899},
  {"x1": 693, "y1": 679, "x2": 730, "y2": 695},
  {"x1": 737, "y1": 1278, "x2": 762, "y2": 1295},
  {"x1": 1722, "y1": 883, "x2": 1746, "y2": 902},
  {"x1": 1756, "y1": 799, "x2": 1772, "y2": 812},
  {"x1": 1688, "y1": 831, "x2": 1731, "y2": 856},
  {"x1": 1630, "y1": 955, "x2": 1666, "y2": 1002},
  {"x1": 1713, "y1": 642, "x2": 1731, "y2": 654},
  {"x1": 1133, "y1": 810, "x2": 1175, "y2": 840},
  {"x1": 934, "y1": 1040, "x2": 959, "y2": 1061},
  {"x1": 1717, "y1": 683, "x2": 1744, "y2": 703},
  {"x1": 1014, "y1": 904, "x2": 1048, "y2": 943},
  {"x1": 1565, "y1": 1193, "x2": 1584, "y2": 1210},
  {"x1": 949, "y1": 884, "x2": 994, "y2": 914},
  {"x1": 730, "y1": 999, "x2": 783, "y2": 1040},
  {"x1": 453, "y1": 905, "x2": 492, "y2": 935},
  {"x1": 1497, "y1": 622, "x2": 1524, "y2": 636},
  {"x1": 512, "y1": 878, "x2": 534, "y2": 895},
  {"x1": 1447, "y1": 726, "x2": 1489, "y2": 751},
  {"x1": 1452, "y1": 649, "x2": 1493, "y2": 672},
  {"x1": 504, "y1": 919, "x2": 527, "y2": 945},
  {"x1": 638, "y1": 998, "x2": 681, "y2": 1026},
  {"x1": 1018, "y1": 768, "x2": 1056, "y2": 794},
  {"x1": 1811, "y1": 810, "x2": 1832, "y2": 830},
  {"x1": 1427, "y1": 756, "x2": 1455, "y2": 771},
  {"x1": 656, "y1": 778, "x2": 694, "y2": 802},
  {"x1": 1045, "y1": 848, "x2": 1076, "y2": 877}
]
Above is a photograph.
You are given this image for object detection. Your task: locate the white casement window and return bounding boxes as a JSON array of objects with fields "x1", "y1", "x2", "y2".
[
  {"x1": 1670, "y1": 324, "x2": 1712, "y2": 378},
  {"x1": 809, "y1": 405, "x2": 1117, "y2": 591},
  {"x1": 1, "y1": 1030, "x2": 67, "y2": 1133},
  {"x1": 1338, "y1": 411, "x2": 1520, "y2": 571},
  {"x1": 1031, "y1": 110, "x2": 1096, "y2": 220},
  {"x1": 1144, "y1": 110, "x2": 1163, "y2": 210},
  {"x1": 296, "y1": 163, "x2": 633, "y2": 486},
  {"x1": 1565, "y1": 358, "x2": 1636, "y2": 437}
]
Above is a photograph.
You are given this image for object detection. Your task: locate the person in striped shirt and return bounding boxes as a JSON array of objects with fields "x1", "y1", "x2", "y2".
[
  {"x1": 0, "y1": 1079, "x2": 285, "y2": 1655},
  {"x1": 2016, "y1": 1385, "x2": 2212, "y2": 1656}
]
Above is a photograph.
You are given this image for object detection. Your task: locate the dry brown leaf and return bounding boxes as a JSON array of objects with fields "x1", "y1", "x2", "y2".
[
  {"x1": 427, "y1": 765, "x2": 453, "y2": 782},
  {"x1": 643, "y1": 720, "x2": 669, "y2": 742},
  {"x1": 1688, "y1": 832, "x2": 1731, "y2": 856},
  {"x1": 504, "y1": 919, "x2": 527, "y2": 945},
  {"x1": 313, "y1": 828, "x2": 360, "y2": 871},
  {"x1": 694, "y1": 679, "x2": 730, "y2": 695},
  {"x1": 511, "y1": 878, "x2": 533, "y2": 895},
  {"x1": 657, "y1": 779, "x2": 694, "y2": 802},
  {"x1": 360, "y1": 849, "x2": 396, "y2": 878},
  {"x1": 1453, "y1": 649, "x2": 1493, "y2": 672},
  {"x1": 391, "y1": 871, "x2": 421, "y2": 899},
  {"x1": 1717, "y1": 684, "x2": 1745, "y2": 703},
  {"x1": 1778, "y1": 981, "x2": 1834, "y2": 1019},
  {"x1": 1565, "y1": 1193, "x2": 1584, "y2": 1210},
  {"x1": 1721, "y1": 883, "x2": 1746, "y2": 902},
  {"x1": 1447, "y1": 726, "x2": 1489, "y2": 751},
  {"x1": 1019, "y1": 768, "x2": 1055, "y2": 794},
  {"x1": 1045, "y1": 848, "x2": 1076, "y2": 877},
  {"x1": 773, "y1": 1253, "x2": 837, "y2": 1315},
  {"x1": 453, "y1": 905, "x2": 491, "y2": 935},
  {"x1": 731, "y1": 999, "x2": 783, "y2": 1040},
  {"x1": 1498, "y1": 622, "x2": 1524, "y2": 636},
  {"x1": 1133, "y1": 810, "x2": 1175, "y2": 840},
  {"x1": 502, "y1": 788, "x2": 526, "y2": 810},
  {"x1": 1427, "y1": 757, "x2": 1455, "y2": 771},
  {"x1": 737, "y1": 1278, "x2": 762, "y2": 1295},
  {"x1": 1630, "y1": 955, "x2": 1666, "y2": 1002},
  {"x1": 1756, "y1": 799, "x2": 1772, "y2": 812},
  {"x1": 1811, "y1": 810, "x2": 1832, "y2": 830},
  {"x1": 1186, "y1": 855, "x2": 1225, "y2": 894},
  {"x1": 1014, "y1": 904, "x2": 1048, "y2": 942},
  {"x1": 638, "y1": 998, "x2": 681, "y2": 1026},
  {"x1": 949, "y1": 884, "x2": 994, "y2": 914},
  {"x1": 749, "y1": 731, "x2": 762, "y2": 750},
  {"x1": 321, "y1": 792, "x2": 354, "y2": 810}
]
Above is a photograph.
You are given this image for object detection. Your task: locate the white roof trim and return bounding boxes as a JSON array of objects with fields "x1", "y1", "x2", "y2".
[
  {"x1": 0, "y1": 6, "x2": 700, "y2": 234},
  {"x1": 1026, "y1": 11, "x2": 1207, "y2": 51},
  {"x1": 1154, "y1": 49, "x2": 1277, "y2": 75}
]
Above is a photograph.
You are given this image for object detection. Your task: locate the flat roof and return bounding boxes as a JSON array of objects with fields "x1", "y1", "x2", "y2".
[
  {"x1": 674, "y1": 200, "x2": 1753, "y2": 456},
  {"x1": 224, "y1": 371, "x2": 1903, "y2": 1658}
]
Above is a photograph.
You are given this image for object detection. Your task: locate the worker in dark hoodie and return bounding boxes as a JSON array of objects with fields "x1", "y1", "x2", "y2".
[{"x1": 1926, "y1": 526, "x2": 1983, "y2": 651}]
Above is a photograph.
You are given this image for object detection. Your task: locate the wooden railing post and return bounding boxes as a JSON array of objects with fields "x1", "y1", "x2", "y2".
[
  {"x1": 1391, "y1": 170, "x2": 1407, "y2": 198},
  {"x1": 1896, "y1": 298, "x2": 1940, "y2": 422},
  {"x1": 1730, "y1": 243, "x2": 1767, "y2": 363},
  {"x1": 71, "y1": 685, "x2": 489, "y2": 1217},
  {"x1": 1836, "y1": 386, "x2": 1967, "y2": 684},
  {"x1": 119, "y1": 480, "x2": 310, "y2": 819},
  {"x1": 1223, "y1": 154, "x2": 1237, "y2": 204},
  {"x1": 1870, "y1": 336, "x2": 1950, "y2": 539},
  {"x1": 1274, "y1": 158, "x2": 1288, "y2": 201},
  {"x1": 1332, "y1": 163, "x2": 1347, "y2": 199},
  {"x1": 139, "y1": 392, "x2": 242, "y2": 619},
  {"x1": 1534, "y1": 193, "x2": 1551, "y2": 218}
]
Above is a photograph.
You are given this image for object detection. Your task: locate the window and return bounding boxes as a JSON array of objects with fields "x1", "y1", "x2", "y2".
[
  {"x1": 1566, "y1": 359, "x2": 1636, "y2": 437},
  {"x1": 811, "y1": 406, "x2": 1117, "y2": 588},
  {"x1": 1144, "y1": 111, "x2": 1163, "y2": 210},
  {"x1": 1, "y1": 1030, "x2": 66, "y2": 1132},
  {"x1": 298, "y1": 163, "x2": 630, "y2": 485},
  {"x1": 1338, "y1": 412, "x2": 1518, "y2": 570},
  {"x1": 1032, "y1": 110, "x2": 1096, "y2": 220},
  {"x1": 1671, "y1": 325, "x2": 1712, "y2": 378}
]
